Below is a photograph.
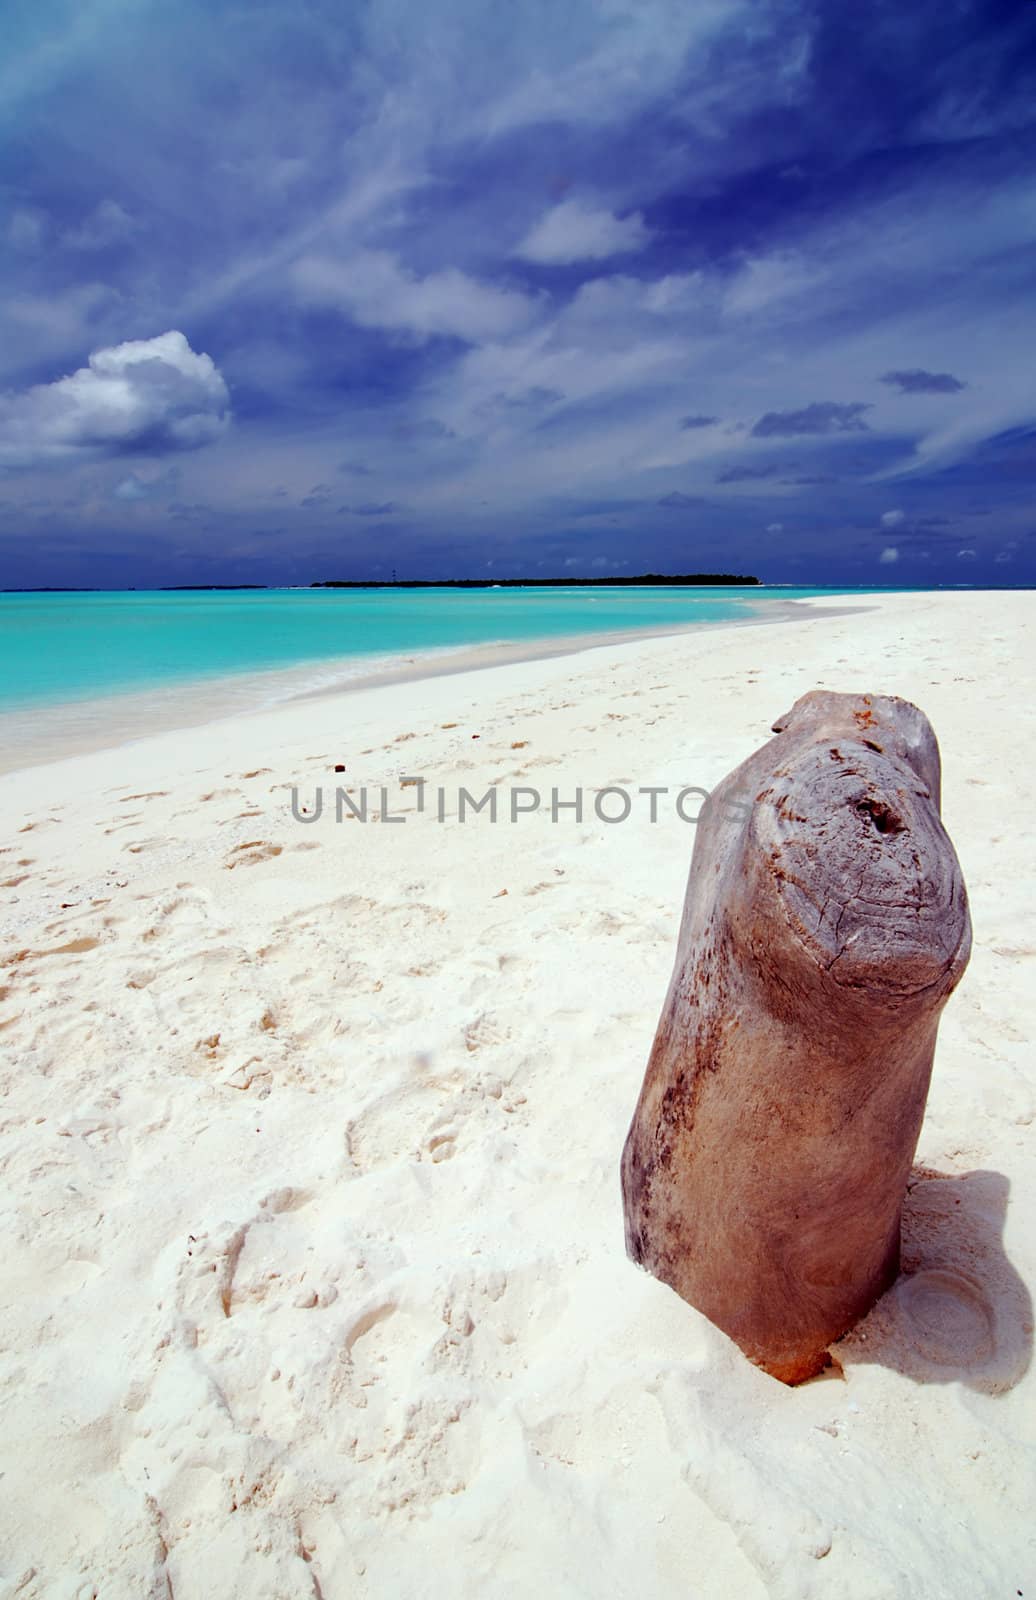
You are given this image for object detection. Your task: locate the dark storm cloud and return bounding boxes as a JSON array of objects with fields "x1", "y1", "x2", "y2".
[
  {"x1": 880, "y1": 369, "x2": 967, "y2": 394},
  {"x1": 493, "y1": 387, "x2": 564, "y2": 411},
  {"x1": 300, "y1": 484, "x2": 332, "y2": 508},
  {"x1": 751, "y1": 402, "x2": 871, "y2": 438},
  {"x1": 393, "y1": 419, "x2": 458, "y2": 443}
]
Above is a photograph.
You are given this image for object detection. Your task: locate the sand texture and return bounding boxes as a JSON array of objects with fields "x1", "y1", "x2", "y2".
[{"x1": 0, "y1": 592, "x2": 1033, "y2": 1598}]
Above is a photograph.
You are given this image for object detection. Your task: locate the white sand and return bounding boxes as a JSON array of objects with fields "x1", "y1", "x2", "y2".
[{"x1": 0, "y1": 591, "x2": 1033, "y2": 1599}]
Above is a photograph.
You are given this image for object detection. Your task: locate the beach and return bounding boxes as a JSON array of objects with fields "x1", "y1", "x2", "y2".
[{"x1": 1, "y1": 589, "x2": 1034, "y2": 1598}]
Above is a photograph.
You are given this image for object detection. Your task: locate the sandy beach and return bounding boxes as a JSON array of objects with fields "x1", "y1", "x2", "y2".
[{"x1": 1, "y1": 589, "x2": 1034, "y2": 1599}]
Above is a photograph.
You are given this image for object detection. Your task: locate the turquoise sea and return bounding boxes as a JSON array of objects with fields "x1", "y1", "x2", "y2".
[{"x1": 0, "y1": 585, "x2": 847, "y2": 714}]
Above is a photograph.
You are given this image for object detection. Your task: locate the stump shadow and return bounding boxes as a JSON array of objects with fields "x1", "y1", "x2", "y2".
[{"x1": 834, "y1": 1166, "x2": 1032, "y2": 1392}]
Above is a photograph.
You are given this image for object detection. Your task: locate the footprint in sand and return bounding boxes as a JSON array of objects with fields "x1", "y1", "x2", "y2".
[
  {"x1": 461, "y1": 1011, "x2": 507, "y2": 1052},
  {"x1": 339, "y1": 1298, "x2": 476, "y2": 1512},
  {"x1": 345, "y1": 1299, "x2": 400, "y2": 1358},
  {"x1": 225, "y1": 841, "x2": 284, "y2": 868},
  {"x1": 344, "y1": 1083, "x2": 455, "y2": 1173},
  {"x1": 426, "y1": 1128, "x2": 458, "y2": 1163},
  {"x1": 172, "y1": 1188, "x2": 321, "y2": 1329}
]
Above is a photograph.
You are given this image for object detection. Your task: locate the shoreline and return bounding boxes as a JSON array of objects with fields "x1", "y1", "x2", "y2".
[{"x1": 0, "y1": 593, "x2": 864, "y2": 778}]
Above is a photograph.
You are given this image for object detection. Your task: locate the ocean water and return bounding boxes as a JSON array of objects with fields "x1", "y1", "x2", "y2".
[{"x1": 0, "y1": 585, "x2": 842, "y2": 713}]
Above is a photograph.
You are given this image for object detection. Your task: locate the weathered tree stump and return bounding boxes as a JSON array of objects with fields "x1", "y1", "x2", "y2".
[{"x1": 621, "y1": 691, "x2": 971, "y2": 1383}]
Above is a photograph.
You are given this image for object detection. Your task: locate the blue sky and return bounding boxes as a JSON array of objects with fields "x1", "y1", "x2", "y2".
[{"x1": 2, "y1": 0, "x2": 1035, "y2": 588}]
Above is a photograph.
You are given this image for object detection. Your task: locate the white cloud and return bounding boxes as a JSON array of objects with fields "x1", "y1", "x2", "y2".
[
  {"x1": 881, "y1": 508, "x2": 905, "y2": 527},
  {"x1": 442, "y1": 326, "x2": 689, "y2": 441},
  {"x1": 563, "y1": 271, "x2": 701, "y2": 324},
  {"x1": 515, "y1": 199, "x2": 651, "y2": 265},
  {"x1": 7, "y1": 207, "x2": 48, "y2": 252},
  {"x1": 113, "y1": 474, "x2": 151, "y2": 501},
  {"x1": 62, "y1": 199, "x2": 136, "y2": 251},
  {"x1": 113, "y1": 466, "x2": 179, "y2": 501},
  {"x1": 957, "y1": 548, "x2": 977, "y2": 559},
  {"x1": 766, "y1": 522, "x2": 784, "y2": 534},
  {"x1": 267, "y1": 157, "x2": 308, "y2": 191},
  {"x1": 0, "y1": 331, "x2": 231, "y2": 464},
  {"x1": 1, "y1": 283, "x2": 117, "y2": 371},
  {"x1": 723, "y1": 253, "x2": 822, "y2": 317},
  {"x1": 879, "y1": 546, "x2": 900, "y2": 564},
  {"x1": 5, "y1": 199, "x2": 135, "y2": 257},
  {"x1": 640, "y1": 273, "x2": 704, "y2": 314},
  {"x1": 485, "y1": 0, "x2": 763, "y2": 137},
  {"x1": 293, "y1": 250, "x2": 537, "y2": 343}
]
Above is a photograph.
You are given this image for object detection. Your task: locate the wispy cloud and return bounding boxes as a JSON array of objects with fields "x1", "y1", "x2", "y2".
[
  {"x1": 62, "y1": 199, "x2": 137, "y2": 252},
  {"x1": 716, "y1": 464, "x2": 782, "y2": 483},
  {"x1": 292, "y1": 251, "x2": 538, "y2": 343},
  {"x1": 516, "y1": 199, "x2": 651, "y2": 264},
  {"x1": 723, "y1": 253, "x2": 822, "y2": 317},
  {"x1": 113, "y1": 466, "x2": 179, "y2": 502},
  {"x1": 658, "y1": 491, "x2": 704, "y2": 508}
]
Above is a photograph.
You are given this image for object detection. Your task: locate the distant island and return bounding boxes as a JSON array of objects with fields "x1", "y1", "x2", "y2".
[
  {"x1": 2, "y1": 574, "x2": 761, "y2": 594},
  {"x1": 311, "y1": 573, "x2": 760, "y2": 589}
]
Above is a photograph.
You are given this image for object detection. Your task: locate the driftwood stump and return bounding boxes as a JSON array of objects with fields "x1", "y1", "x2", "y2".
[{"x1": 621, "y1": 691, "x2": 971, "y2": 1383}]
